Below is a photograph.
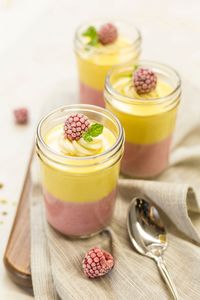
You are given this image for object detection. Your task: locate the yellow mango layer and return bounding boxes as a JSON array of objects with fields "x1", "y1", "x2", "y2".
[
  {"x1": 76, "y1": 37, "x2": 138, "y2": 90},
  {"x1": 106, "y1": 78, "x2": 179, "y2": 144},
  {"x1": 39, "y1": 124, "x2": 119, "y2": 203}
]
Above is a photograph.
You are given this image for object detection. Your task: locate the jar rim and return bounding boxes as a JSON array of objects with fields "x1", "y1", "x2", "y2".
[
  {"x1": 36, "y1": 104, "x2": 124, "y2": 166},
  {"x1": 105, "y1": 60, "x2": 181, "y2": 105},
  {"x1": 74, "y1": 19, "x2": 142, "y2": 55}
]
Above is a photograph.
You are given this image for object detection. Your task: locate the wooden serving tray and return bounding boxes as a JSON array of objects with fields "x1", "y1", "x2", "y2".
[
  {"x1": 3, "y1": 96, "x2": 78, "y2": 292},
  {"x1": 3, "y1": 149, "x2": 33, "y2": 291}
]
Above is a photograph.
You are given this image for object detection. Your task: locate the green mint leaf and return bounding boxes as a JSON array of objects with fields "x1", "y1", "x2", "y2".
[
  {"x1": 82, "y1": 26, "x2": 99, "y2": 46},
  {"x1": 89, "y1": 36, "x2": 99, "y2": 46},
  {"x1": 128, "y1": 65, "x2": 139, "y2": 78},
  {"x1": 83, "y1": 123, "x2": 103, "y2": 142},
  {"x1": 83, "y1": 132, "x2": 93, "y2": 142},
  {"x1": 83, "y1": 26, "x2": 97, "y2": 37},
  {"x1": 87, "y1": 123, "x2": 103, "y2": 137}
]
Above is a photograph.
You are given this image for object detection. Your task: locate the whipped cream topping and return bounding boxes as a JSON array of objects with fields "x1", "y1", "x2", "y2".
[
  {"x1": 113, "y1": 77, "x2": 172, "y2": 99},
  {"x1": 59, "y1": 135, "x2": 103, "y2": 157},
  {"x1": 45, "y1": 123, "x2": 116, "y2": 158}
]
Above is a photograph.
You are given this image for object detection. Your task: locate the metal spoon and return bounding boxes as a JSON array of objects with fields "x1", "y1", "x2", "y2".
[{"x1": 127, "y1": 196, "x2": 179, "y2": 300}]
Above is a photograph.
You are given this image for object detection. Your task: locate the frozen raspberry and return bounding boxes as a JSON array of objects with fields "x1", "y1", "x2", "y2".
[
  {"x1": 98, "y1": 23, "x2": 118, "y2": 45},
  {"x1": 133, "y1": 68, "x2": 157, "y2": 94},
  {"x1": 14, "y1": 108, "x2": 29, "y2": 124},
  {"x1": 82, "y1": 247, "x2": 114, "y2": 279},
  {"x1": 64, "y1": 113, "x2": 90, "y2": 141}
]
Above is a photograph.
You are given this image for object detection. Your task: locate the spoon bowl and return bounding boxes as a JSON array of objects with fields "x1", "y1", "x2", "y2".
[{"x1": 127, "y1": 196, "x2": 179, "y2": 300}]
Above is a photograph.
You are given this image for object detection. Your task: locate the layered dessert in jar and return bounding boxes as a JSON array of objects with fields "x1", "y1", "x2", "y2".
[
  {"x1": 74, "y1": 20, "x2": 141, "y2": 107},
  {"x1": 105, "y1": 61, "x2": 181, "y2": 178},
  {"x1": 36, "y1": 104, "x2": 124, "y2": 237}
]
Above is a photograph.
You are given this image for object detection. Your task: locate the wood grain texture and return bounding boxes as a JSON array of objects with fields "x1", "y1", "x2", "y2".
[{"x1": 4, "y1": 151, "x2": 33, "y2": 290}]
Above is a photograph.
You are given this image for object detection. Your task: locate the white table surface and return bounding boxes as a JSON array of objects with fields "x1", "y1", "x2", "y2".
[{"x1": 1, "y1": 0, "x2": 200, "y2": 298}]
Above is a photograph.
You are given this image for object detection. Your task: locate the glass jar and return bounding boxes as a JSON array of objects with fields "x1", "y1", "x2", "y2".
[
  {"x1": 104, "y1": 61, "x2": 181, "y2": 178},
  {"x1": 36, "y1": 104, "x2": 124, "y2": 237},
  {"x1": 74, "y1": 20, "x2": 141, "y2": 107}
]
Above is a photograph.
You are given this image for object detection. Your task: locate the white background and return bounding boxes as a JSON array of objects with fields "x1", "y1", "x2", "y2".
[{"x1": 0, "y1": 0, "x2": 200, "y2": 298}]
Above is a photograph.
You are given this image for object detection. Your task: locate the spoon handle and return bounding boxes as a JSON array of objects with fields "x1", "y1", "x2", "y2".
[{"x1": 156, "y1": 257, "x2": 179, "y2": 300}]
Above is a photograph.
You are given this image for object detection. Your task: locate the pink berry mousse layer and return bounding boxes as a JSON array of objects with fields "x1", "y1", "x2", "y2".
[
  {"x1": 121, "y1": 135, "x2": 172, "y2": 178},
  {"x1": 44, "y1": 188, "x2": 117, "y2": 237},
  {"x1": 79, "y1": 82, "x2": 105, "y2": 107}
]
